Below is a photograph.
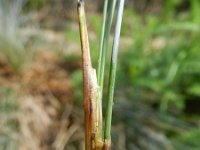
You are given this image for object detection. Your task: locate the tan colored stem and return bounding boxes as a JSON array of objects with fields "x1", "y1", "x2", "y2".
[
  {"x1": 103, "y1": 140, "x2": 111, "y2": 150},
  {"x1": 77, "y1": 1, "x2": 103, "y2": 149},
  {"x1": 78, "y1": 1, "x2": 94, "y2": 149}
]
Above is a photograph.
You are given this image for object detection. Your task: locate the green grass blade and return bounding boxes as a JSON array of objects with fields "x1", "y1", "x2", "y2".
[
  {"x1": 104, "y1": 0, "x2": 125, "y2": 143},
  {"x1": 96, "y1": 0, "x2": 116, "y2": 147},
  {"x1": 95, "y1": 0, "x2": 108, "y2": 144},
  {"x1": 97, "y1": 0, "x2": 108, "y2": 81},
  {"x1": 97, "y1": 0, "x2": 117, "y2": 93}
]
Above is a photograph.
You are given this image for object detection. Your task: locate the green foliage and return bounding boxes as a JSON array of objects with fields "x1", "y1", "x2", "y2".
[
  {"x1": 0, "y1": 87, "x2": 19, "y2": 150},
  {"x1": 65, "y1": 28, "x2": 80, "y2": 44},
  {"x1": 188, "y1": 84, "x2": 200, "y2": 97},
  {"x1": 0, "y1": 38, "x2": 32, "y2": 71},
  {"x1": 88, "y1": 14, "x2": 103, "y2": 37},
  {"x1": 24, "y1": 0, "x2": 47, "y2": 10},
  {"x1": 119, "y1": 6, "x2": 200, "y2": 112},
  {"x1": 162, "y1": 0, "x2": 183, "y2": 20},
  {"x1": 121, "y1": 8, "x2": 141, "y2": 36},
  {"x1": 70, "y1": 69, "x2": 83, "y2": 106},
  {"x1": 190, "y1": 0, "x2": 200, "y2": 23},
  {"x1": 173, "y1": 128, "x2": 200, "y2": 150}
]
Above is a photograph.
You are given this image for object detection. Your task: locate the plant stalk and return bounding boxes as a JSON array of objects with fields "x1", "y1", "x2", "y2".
[
  {"x1": 97, "y1": 0, "x2": 117, "y2": 95},
  {"x1": 97, "y1": 0, "x2": 108, "y2": 82},
  {"x1": 96, "y1": 0, "x2": 116, "y2": 148},
  {"x1": 96, "y1": 0, "x2": 116, "y2": 146},
  {"x1": 104, "y1": 0, "x2": 125, "y2": 149},
  {"x1": 95, "y1": 0, "x2": 108, "y2": 147},
  {"x1": 78, "y1": 1, "x2": 100, "y2": 149}
]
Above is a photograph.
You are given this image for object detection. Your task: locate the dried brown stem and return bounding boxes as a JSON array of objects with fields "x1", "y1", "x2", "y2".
[
  {"x1": 103, "y1": 140, "x2": 111, "y2": 150},
  {"x1": 77, "y1": 0, "x2": 102, "y2": 149}
]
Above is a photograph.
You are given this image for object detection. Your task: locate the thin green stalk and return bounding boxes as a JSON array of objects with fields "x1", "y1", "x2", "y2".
[
  {"x1": 96, "y1": 0, "x2": 116, "y2": 147},
  {"x1": 97, "y1": 0, "x2": 116, "y2": 94},
  {"x1": 97, "y1": 0, "x2": 108, "y2": 81},
  {"x1": 104, "y1": 0, "x2": 125, "y2": 147},
  {"x1": 95, "y1": 0, "x2": 108, "y2": 146}
]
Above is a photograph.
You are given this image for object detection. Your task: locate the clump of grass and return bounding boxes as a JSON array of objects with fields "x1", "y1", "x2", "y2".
[
  {"x1": 0, "y1": 0, "x2": 32, "y2": 71},
  {"x1": 0, "y1": 39, "x2": 31, "y2": 71},
  {"x1": 77, "y1": 0, "x2": 125, "y2": 149}
]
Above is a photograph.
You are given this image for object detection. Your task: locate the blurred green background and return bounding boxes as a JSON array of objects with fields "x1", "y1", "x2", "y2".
[{"x1": 0, "y1": 0, "x2": 200, "y2": 150}]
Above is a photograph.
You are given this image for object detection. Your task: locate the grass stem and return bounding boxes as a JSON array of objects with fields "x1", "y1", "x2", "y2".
[
  {"x1": 77, "y1": 1, "x2": 95, "y2": 149},
  {"x1": 97, "y1": 0, "x2": 108, "y2": 82},
  {"x1": 97, "y1": 0, "x2": 116, "y2": 95},
  {"x1": 104, "y1": 0, "x2": 125, "y2": 147},
  {"x1": 95, "y1": 0, "x2": 108, "y2": 147},
  {"x1": 96, "y1": 0, "x2": 116, "y2": 147}
]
